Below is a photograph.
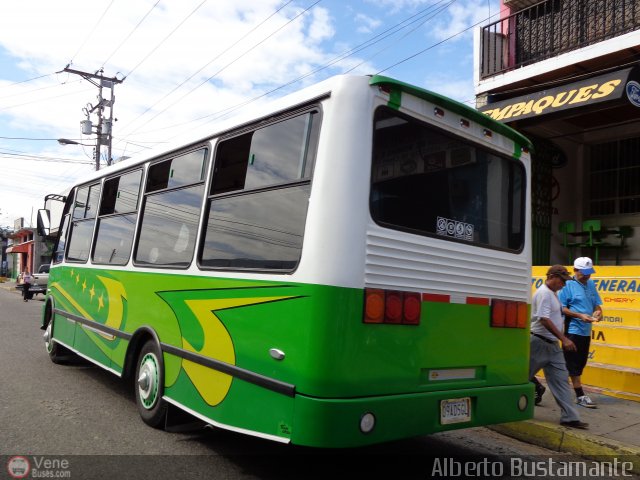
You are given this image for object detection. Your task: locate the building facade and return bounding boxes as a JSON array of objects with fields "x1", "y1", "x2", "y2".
[
  {"x1": 475, "y1": 0, "x2": 640, "y2": 266},
  {"x1": 6, "y1": 218, "x2": 50, "y2": 279},
  {"x1": 475, "y1": 0, "x2": 640, "y2": 401}
]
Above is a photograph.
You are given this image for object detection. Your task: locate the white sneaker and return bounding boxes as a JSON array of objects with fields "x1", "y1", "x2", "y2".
[{"x1": 577, "y1": 395, "x2": 597, "y2": 408}]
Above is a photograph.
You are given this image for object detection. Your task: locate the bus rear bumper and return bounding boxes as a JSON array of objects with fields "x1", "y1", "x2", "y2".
[{"x1": 291, "y1": 383, "x2": 534, "y2": 448}]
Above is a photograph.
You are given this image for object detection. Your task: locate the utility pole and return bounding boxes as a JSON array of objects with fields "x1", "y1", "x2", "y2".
[{"x1": 60, "y1": 66, "x2": 124, "y2": 170}]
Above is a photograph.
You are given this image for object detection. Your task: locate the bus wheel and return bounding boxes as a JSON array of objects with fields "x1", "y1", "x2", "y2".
[
  {"x1": 135, "y1": 341, "x2": 168, "y2": 428},
  {"x1": 43, "y1": 318, "x2": 68, "y2": 364}
]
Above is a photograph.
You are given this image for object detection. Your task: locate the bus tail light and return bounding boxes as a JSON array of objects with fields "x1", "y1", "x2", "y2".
[
  {"x1": 364, "y1": 289, "x2": 385, "y2": 324},
  {"x1": 491, "y1": 299, "x2": 528, "y2": 328},
  {"x1": 364, "y1": 288, "x2": 421, "y2": 325},
  {"x1": 403, "y1": 293, "x2": 421, "y2": 325},
  {"x1": 384, "y1": 291, "x2": 403, "y2": 324}
]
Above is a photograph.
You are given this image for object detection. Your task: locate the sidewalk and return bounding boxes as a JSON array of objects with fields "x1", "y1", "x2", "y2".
[
  {"x1": 0, "y1": 280, "x2": 20, "y2": 294},
  {"x1": 491, "y1": 387, "x2": 640, "y2": 473}
]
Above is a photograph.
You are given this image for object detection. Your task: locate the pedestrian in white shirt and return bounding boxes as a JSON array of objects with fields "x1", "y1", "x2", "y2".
[{"x1": 529, "y1": 264, "x2": 588, "y2": 429}]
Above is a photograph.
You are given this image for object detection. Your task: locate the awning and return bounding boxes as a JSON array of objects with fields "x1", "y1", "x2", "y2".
[
  {"x1": 480, "y1": 66, "x2": 640, "y2": 123},
  {"x1": 6, "y1": 243, "x2": 30, "y2": 254}
]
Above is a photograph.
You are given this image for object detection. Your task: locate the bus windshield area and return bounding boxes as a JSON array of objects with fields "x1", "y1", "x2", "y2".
[{"x1": 370, "y1": 106, "x2": 526, "y2": 252}]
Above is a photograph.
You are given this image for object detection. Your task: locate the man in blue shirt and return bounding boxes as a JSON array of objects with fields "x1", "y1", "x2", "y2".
[{"x1": 558, "y1": 257, "x2": 603, "y2": 408}]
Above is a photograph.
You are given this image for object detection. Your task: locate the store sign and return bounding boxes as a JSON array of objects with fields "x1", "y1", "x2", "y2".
[{"x1": 481, "y1": 67, "x2": 639, "y2": 122}]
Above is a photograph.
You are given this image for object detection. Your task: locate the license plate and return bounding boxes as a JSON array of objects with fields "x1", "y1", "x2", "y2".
[{"x1": 440, "y1": 397, "x2": 471, "y2": 425}]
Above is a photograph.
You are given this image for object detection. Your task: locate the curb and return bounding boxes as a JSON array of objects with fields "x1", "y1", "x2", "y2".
[
  {"x1": 490, "y1": 421, "x2": 640, "y2": 474},
  {"x1": 0, "y1": 283, "x2": 19, "y2": 294}
]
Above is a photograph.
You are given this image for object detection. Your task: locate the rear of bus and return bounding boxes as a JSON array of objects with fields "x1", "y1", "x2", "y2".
[{"x1": 290, "y1": 76, "x2": 533, "y2": 447}]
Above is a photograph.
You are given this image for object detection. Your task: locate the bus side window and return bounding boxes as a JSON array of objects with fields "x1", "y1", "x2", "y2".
[
  {"x1": 202, "y1": 109, "x2": 320, "y2": 271},
  {"x1": 134, "y1": 147, "x2": 208, "y2": 268},
  {"x1": 93, "y1": 169, "x2": 142, "y2": 266},
  {"x1": 66, "y1": 182, "x2": 101, "y2": 263},
  {"x1": 211, "y1": 111, "x2": 319, "y2": 195},
  {"x1": 53, "y1": 214, "x2": 71, "y2": 264},
  {"x1": 52, "y1": 192, "x2": 75, "y2": 264}
]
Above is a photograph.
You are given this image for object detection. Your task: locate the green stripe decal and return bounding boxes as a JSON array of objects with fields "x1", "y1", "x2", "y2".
[
  {"x1": 514, "y1": 144, "x2": 522, "y2": 159},
  {"x1": 370, "y1": 75, "x2": 533, "y2": 151},
  {"x1": 388, "y1": 88, "x2": 402, "y2": 110}
]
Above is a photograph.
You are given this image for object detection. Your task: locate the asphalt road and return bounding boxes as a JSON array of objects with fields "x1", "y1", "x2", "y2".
[{"x1": 0, "y1": 286, "x2": 566, "y2": 480}]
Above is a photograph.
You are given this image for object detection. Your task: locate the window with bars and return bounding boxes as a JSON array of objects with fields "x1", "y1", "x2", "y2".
[{"x1": 589, "y1": 137, "x2": 640, "y2": 215}]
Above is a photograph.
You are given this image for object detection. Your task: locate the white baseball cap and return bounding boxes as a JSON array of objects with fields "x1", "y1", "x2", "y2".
[{"x1": 574, "y1": 257, "x2": 595, "y2": 275}]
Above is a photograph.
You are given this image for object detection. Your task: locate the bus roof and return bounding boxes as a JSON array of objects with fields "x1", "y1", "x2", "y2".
[
  {"x1": 369, "y1": 75, "x2": 534, "y2": 151},
  {"x1": 69, "y1": 74, "x2": 532, "y2": 187}
]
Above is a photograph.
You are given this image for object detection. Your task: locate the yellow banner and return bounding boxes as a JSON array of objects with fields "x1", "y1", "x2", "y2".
[
  {"x1": 532, "y1": 266, "x2": 640, "y2": 397},
  {"x1": 591, "y1": 324, "x2": 640, "y2": 347},
  {"x1": 532, "y1": 266, "x2": 640, "y2": 316}
]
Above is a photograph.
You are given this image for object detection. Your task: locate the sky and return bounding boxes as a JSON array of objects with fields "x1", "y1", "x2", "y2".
[{"x1": 0, "y1": 0, "x2": 501, "y2": 229}]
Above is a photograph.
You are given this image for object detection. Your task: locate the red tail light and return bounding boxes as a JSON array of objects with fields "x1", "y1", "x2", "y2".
[
  {"x1": 505, "y1": 302, "x2": 517, "y2": 327},
  {"x1": 491, "y1": 300, "x2": 506, "y2": 327},
  {"x1": 384, "y1": 291, "x2": 403, "y2": 324},
  {"x1": 491, "y1": 299, "x2": 528, "y2": 328},
  {"x1": 364, "y1": 288, "x2": 421, "y2": 325},
  {"x1": 403, "y1": 293, "x2": 421, "y2": 325}
]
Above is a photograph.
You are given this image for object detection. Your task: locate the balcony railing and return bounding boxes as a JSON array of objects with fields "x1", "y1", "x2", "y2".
[{"x1": 480, "y1": 0, "x2": 640, "y2": 79}]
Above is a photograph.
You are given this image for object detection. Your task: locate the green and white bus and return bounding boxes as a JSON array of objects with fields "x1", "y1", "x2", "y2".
[{"x1": 41, "y1": 75, "x2": 534, "y2": 448}]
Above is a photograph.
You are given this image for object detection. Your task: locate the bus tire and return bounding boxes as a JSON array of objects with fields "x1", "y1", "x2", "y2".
[
  {"x1": 43, "y1": 314, "x2": 70, "y2": 364},
  {"x1": 135, "y1": 340, "x2": 168, "y2": 428}
]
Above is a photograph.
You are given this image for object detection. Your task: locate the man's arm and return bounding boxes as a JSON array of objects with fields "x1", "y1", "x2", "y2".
[
  {"x1": 539, "y1": 317, "x2": 577, "y2": 351},
  {"x1": 562, "y1": 306, "x2": 597, "y2": 323}
]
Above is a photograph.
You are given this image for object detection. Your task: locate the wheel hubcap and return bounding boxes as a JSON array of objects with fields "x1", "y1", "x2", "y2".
[
  {"x1": 138, "y1": 353, "x2": 159, "y2": 409},
  {"x1": 44, "y1": 322, "x2": 53, "y2": 353}
]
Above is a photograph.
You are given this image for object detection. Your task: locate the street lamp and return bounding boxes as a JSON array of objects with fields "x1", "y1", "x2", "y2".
[
  {"x1": 57, "y1": 138, "x2": 96, "y2": 147},
  {"x1": 58, "y1": 138, "x2": 98, "y2": 168}
]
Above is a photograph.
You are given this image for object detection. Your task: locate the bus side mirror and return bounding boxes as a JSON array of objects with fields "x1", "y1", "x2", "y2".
[{"x1": 37, "y1": 209, "x2": 51, "y2": 237}]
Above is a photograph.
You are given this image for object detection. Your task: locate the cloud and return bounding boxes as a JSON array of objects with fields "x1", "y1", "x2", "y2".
[
  {"x1": 0, "y1": 0, "x2": 490, "y2": 227},
  {"x1": 0, "y1": 1, "x2": 348, "y2": 225},
  {"x1": 364, "y1": 0, "x2": 434, "y2": 14},
  {"x1": 354, "y1": 13, "x2": 382, "y2": 34}
]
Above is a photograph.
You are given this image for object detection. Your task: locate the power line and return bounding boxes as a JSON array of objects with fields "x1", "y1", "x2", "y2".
[
  {"x1": 117, "y1": 0, "x2": 294, "y2": 136},
  {"x1": 102, "y1": 0, "x2": 162, "y2": 67},
  {"x1": 0, "y1": 149, "x2": 94, "y2": 164},
  {"x1": 0, "y1": 79, "x2": 83, "y2": 101},
  {"x1": 0, "y1": 86, "x2": 94, "y2": 111},
  {"x1": 117, "y1": 0, "x2": 464, "y2": 144},
  {"x1": 0, "y1": 73, "x2": 56, "y2": 90},
  {"x1": 118, "y1": 0, "x2": 322, "y2": 141},
  {"x1": 0, "y1": 136, "x2": 74, "y2": 141},
  {"x1": 344, "y1": 0, "x2": 455, "y2": 74},
  {"x1": 68, "y1": 0, "x2": 116, "y2": 65},
  {"x1": 376, "y1": 5, "x2": 500, "y2": 75},
  {"x1": 123, "y1": 0, "x2": 210, "y2": 78}
]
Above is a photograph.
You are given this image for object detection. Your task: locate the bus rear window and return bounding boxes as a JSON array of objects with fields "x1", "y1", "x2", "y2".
[{"x1": 370, "y1": 107, "x2": 525, "y2": 252}]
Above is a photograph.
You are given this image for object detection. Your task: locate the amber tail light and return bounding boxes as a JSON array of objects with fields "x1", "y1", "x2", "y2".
[
  {"x1": 491, "y1": 299, "x2": 528, "y2": 328},
  {"x1": 364, "y1": 288, "x2": 421, "y2": 325}
]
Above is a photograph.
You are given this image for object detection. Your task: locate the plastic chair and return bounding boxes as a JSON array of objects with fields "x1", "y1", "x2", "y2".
[
  {"x1": 582, "y1": 219, "x2": 602, "y2": 264},
  {"x1": 558, "y1": 221, "x2": 580, "y2": 264}
]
